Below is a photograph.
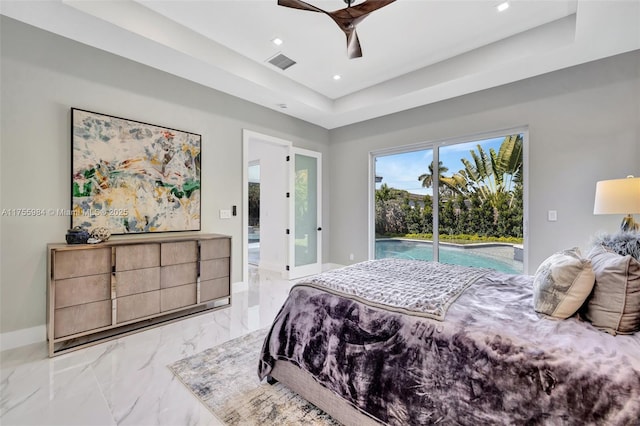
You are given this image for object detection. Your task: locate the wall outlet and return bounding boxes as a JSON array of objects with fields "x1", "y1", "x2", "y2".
[
  {"x1": 219, "y1": 209, "x2": 232, "y2": 219},
  {"x1": 547, "y1": 210, "x2": 557, "y2": 222},
  {"x1": 349, "y1": 253, "x2": 354, "y2": 261}
]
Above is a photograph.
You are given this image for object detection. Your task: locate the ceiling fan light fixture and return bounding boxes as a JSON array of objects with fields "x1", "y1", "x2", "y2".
[{"x1": 497, "y1": 2, "x2": 509, "y2": 12}]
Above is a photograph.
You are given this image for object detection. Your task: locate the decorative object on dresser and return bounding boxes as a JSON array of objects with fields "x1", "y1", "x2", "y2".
[
  {"x1": 71, "y1": 108, "x2": 202, "y2": 234},
  {"x1": 65, "y1": 226, "x2": 90, "y2": 244},
  {"x1": 90, "y1": 226, "x2": 112, "y2": 243},
  {"x1": 47, "y1": 233, "x2": 231, "y2": 356}
]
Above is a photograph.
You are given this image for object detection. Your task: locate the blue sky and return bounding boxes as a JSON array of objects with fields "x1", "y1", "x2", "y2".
[{"x1": 375, "y1": 136, "x2": 505, "y2": 195}]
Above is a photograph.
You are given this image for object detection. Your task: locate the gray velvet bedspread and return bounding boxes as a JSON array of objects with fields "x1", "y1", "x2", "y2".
[{"x1": 258, "y1": 262, "x2": 640, "y2": 425}]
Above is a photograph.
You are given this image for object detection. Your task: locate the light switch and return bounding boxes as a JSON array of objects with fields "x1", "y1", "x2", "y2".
[
  {"x1": 219, "y1": 209, "x2": 232, "y2": 219},
  {"x1": 547, "y1": 210, "x2": 557, "y2": 222}
]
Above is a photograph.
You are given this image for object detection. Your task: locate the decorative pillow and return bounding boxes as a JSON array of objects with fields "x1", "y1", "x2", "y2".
[
  {"x1": 583, "y1": 245, "x2": 640, "y2": 335},
  {"x1": 591, "y1": 231, "x2": 640, "y2": 260},
  {"x1": 533, "y1": 248, "x2": 595, "y2": 319}
]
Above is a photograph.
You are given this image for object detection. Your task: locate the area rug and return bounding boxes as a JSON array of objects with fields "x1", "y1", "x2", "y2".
[{"x1": 168, "y1": 328, "x2": 340, "y2": 425}]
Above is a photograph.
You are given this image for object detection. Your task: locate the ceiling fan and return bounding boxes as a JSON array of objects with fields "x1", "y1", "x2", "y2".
[{"x1": 277, "y1": 0, "x2": 396, "y2": 59}]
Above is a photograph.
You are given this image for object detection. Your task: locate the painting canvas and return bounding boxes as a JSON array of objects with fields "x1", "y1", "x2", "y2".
[{"x1": 71, "y1": 108, "x2": 201, "y2": 234}]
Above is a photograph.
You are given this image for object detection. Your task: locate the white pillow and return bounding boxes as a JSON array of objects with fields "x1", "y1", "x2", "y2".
[{"x1": 533, "y1": 248, "x2": 595, "y2": 319}]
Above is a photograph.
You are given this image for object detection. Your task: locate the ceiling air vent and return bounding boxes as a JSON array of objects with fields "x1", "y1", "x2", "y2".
[{"x1": 267, "y1": 53, "x2": 296, "y2": 71}]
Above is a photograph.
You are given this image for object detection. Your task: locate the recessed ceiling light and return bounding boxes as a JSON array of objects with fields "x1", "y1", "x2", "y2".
[
  {"x1": 497, "y1": 2, "x2": 509, "y2": 12},
  {"x1": 277, "y1": 103, "x2": 288, "y2": 109},
  {"x1": 333, "y1": 74, "x2": 342, "y2": 81},
  {"x1": 272, "y1": 37, "x2": 283, "y2": 46}
]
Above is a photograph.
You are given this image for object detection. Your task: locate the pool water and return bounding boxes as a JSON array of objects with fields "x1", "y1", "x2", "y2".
[{"x1": 375, "y1": 239, "x2": 523, "y2": 274}]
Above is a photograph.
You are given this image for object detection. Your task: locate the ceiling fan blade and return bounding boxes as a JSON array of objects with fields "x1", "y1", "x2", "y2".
[
  {"x1": 346, "y1": 29, "x2": 363, "y2": 59},
  {"x1": 280, "y1": 0, "x2": 394, "y2": 59},
  {"x1": 277, "y1": 0, "x2": 325, "y2": 13},
  {"x1": 332, "y1": 0, "x2": 396, "y2": 20}
]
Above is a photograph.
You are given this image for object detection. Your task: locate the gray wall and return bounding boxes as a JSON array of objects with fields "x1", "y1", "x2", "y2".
[
  {"x1": 0, "y1": 17, "x2": 330, "y2": 336},
  {"x1": 329, "y1": 50, "x2": 640, "y2": 272},
  {"x1": 2, "y1": 15, "x2": 639, "y2": 341}
]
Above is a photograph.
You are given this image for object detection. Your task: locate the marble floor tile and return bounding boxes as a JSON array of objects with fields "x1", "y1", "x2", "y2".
[{"x1": 0, "y1": 267, "x2": 294, "y2": 426}]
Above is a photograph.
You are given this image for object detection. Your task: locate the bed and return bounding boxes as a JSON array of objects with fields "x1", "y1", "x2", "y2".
[{"x1": 258, "y1": 257, "x2": 640, "y2": 425}]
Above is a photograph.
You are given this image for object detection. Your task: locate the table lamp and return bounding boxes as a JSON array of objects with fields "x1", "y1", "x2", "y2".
[{"x1": 593, "y1": 175, "x2": 640, "y2": 232}]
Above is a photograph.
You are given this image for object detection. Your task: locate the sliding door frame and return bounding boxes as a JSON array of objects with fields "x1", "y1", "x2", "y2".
[{"x1": 368, "y1": 126, "x2": 530, "y2": 273}]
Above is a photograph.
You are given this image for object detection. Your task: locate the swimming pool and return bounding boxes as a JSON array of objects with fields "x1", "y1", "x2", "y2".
[{"x1": 375, "y1": 239, "x2": 523, "y2": 274}]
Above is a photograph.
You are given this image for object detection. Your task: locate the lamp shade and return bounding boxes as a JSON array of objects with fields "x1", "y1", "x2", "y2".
[{"x1": 593, "y1": 177, "x2": 640, "y2": 214}]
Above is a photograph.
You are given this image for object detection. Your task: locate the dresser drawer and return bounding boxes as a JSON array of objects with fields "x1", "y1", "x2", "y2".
[
  {"x1": 54, "y1": 300, "x2": 111, "y2": 338},
  {"x1": 201, "y1": 258, "x2": 230, "y2": 281},
  {"x1": 201, "y1": 238, "x2": 230, "y2": 260},
  {"x1": 115, "y1": 244, "x2": 160, "y2": 271},
  {"x1": 47, "y1": 234, "x2": 231, "y2": 356},
  {"x1": 161, "y1": 284, "x2": 196, "y2": 311},
  {"x1": 115, "y1": 267, "x2": 160, "y2": 297},
  {"x1": 161, "y1": 263, "x2": 197, "y2": 288},
  {"x1": 54, "y1": 274, "x2": 111, "y2": 309},
  {"x1": 201, "y1": 277, "x2": 230, "y2": 302},
  {"x1": 53, "y1": 248, "x2": 111, "y2": 279},
  {"x1": 116, "y1": 291, "x2": 160, "y2": 323},
  {"x1": 161, "y1": 241, "x2": 198, "y2": 265}
]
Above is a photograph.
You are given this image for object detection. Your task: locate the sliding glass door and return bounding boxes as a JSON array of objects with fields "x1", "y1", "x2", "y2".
[{"x1": 373, "y1": 132, "x2": 525, "y2": 274}]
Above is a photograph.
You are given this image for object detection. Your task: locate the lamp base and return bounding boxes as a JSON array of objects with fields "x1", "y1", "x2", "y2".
[{"x1": 621, "y1": 215, "x2": 639, "y2": 232}]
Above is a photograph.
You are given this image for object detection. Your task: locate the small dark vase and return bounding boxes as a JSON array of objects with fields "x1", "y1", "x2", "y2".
[{"x1": 66, "y1": 227, "x2": 90, "y2": 244}]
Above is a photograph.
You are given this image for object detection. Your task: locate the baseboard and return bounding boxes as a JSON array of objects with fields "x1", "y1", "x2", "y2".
[{"x1": 0, "y1": 325, "x2": 46, "y2": 352}]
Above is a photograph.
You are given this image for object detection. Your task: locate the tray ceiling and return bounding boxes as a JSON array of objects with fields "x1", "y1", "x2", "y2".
[{"x1": 1, "y1": 0, "x2": 638, "y2": 129}]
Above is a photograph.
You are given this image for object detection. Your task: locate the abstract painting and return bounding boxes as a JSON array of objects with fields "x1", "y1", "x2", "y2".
[{"x1": 71, "y1": 108, "x2": 201, "y2": 234}]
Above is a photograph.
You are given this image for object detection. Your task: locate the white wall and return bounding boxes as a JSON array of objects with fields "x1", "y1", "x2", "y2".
[
  {"x1": 248, "y1": 139, "x2": 288, "y2": 272},
  {"x1": 0, "y1": 17, "x2": 330, "y2": 344},
  {"x1": 328, "y1": 50, "x2": 640, "y2": 273}
]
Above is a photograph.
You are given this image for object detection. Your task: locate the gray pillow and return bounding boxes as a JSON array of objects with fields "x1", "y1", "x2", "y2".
[
  {"x1": 591, "y1": 231, "x2": 640, "y2": 260},
  {"x1": 533, "y1": 248, "x2": 595, "y2": 319},
  {"x1": 584, "y1": 245, "x2": 640, "y2": 335}
]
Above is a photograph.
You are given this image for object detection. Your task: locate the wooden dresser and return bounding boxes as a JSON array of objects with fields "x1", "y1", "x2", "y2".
[{"x1": 47, "y1": 233, "x2": 231, "y2": 356}]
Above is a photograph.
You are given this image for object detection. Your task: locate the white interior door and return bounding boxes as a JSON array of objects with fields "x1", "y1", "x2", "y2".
[{"x1": 288, "y1": 147, "x2": 322, "y2": 279}]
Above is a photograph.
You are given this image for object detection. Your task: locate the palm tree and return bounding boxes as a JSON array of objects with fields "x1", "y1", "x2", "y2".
[
  {"x1": 496, "y1": 133, "x2": 523, "y2": 192},
  {"x1": 456, "y1": 145, "x2": 501, "y2": 205},
  {"x1": 451, "y1": 134, "x2": 523, "y2": 208},
  {"x1": 418, "y1": 161, "x2": 448, "y2": 189},
  {"x1": 419, "y1": 161, "x2": 463, "y2": 198},
  {"x1": 375, "y1": 183, "x2": 394, "y2": 202}
]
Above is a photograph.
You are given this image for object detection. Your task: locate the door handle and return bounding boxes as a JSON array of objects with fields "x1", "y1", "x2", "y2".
[{"x1": 317, "y1": 227, "x2": 322, "y2": 231}]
